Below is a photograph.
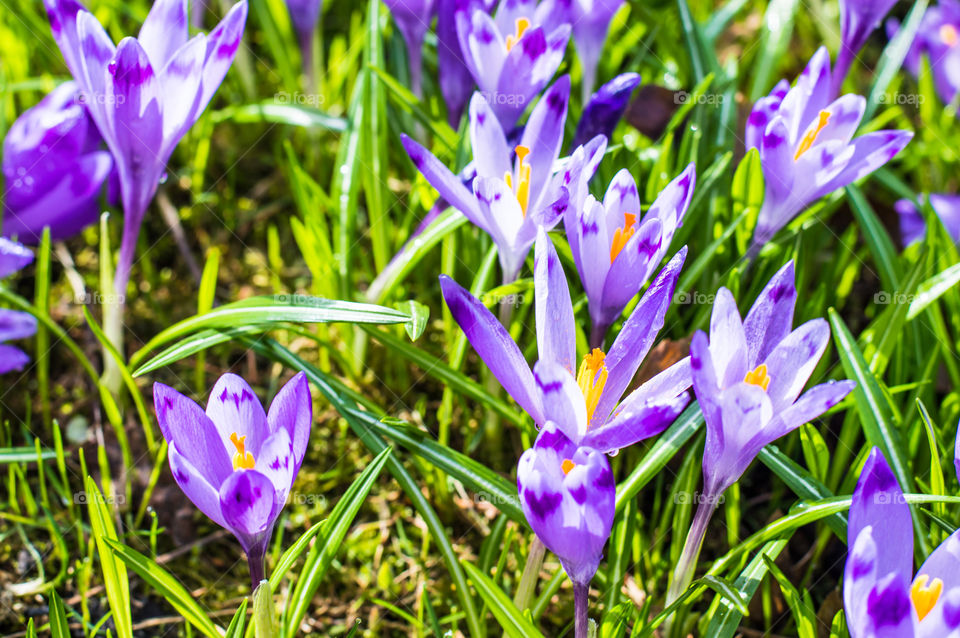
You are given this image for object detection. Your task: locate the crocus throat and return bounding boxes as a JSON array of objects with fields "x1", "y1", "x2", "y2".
[
  {"x1": 505, "y1": 17, "x2": 531, "y2": 51},
  {"x1": 609, "y1": 213, "x2": 637, "y2": 263},
  {"x1": 577, "y1": 348, "x2": 608, "y2": 422},
  {"x1": 744, "y1": 364, "x2": 771, "y2": 391},
  {"x1": 911, "y1": 574, "x2": 943, "y2": 621},
  {"x1": 561, "y1": 459, "x2": 576, "y2": 475},
  {"x1": 504, "y1": 145, "x2": 532, "y2": 216},
  {"x1": 942, "y1": 24, "x2": 959, "y2": 47},
  {"x1": 229, "y1": 432, "x2": 256, "y2": 470},
  {"x1": 794, "y1": 110, "x2": 830, "y2": 161}
]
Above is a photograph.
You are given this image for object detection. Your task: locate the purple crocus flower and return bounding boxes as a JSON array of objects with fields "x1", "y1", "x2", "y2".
[
  {"x1": 440, "y1": 229, "x2": 692, "y2": 455},
  {"x1": 834, "y1": 0, "x2": 900, "y2": 94},
  {"x1": 436, "y1": 0, "x2": 487, "y2": 126},
  {"x1": 285, "y1": 0, "x2": 322, "y2": 83},
  {"x1": 844, "y1": 447, "x2": 960, "y2": 636},
  {"x1": 455, "y1": 0, "x2": 570, "y2": 129},
  {"x1": 0, "y1": 239, "x2": 38, "y2": 374},
  {"x1": 666, "y1": 260, "x2": 855, "y2": 608},
  {"x1": 889, "y1": 1, "x2": 960, "y2": 106},
  {"x1": 403, "y1": 77, "x2": 590, "y2": 282},
  {"x1": 563, "y1": 0, "x2": 624, "y2": 101},
  {"x1": 3, "y1": 81, "x2": 113, "y2": 244},
  {"x1": 383, "y1": 0, "x2": 435, "y2": 96},
  {"x1": 895, "y1": 194, "x2": 960, "y2": 245},
  {"x1": 744, "y1": 47, "x2": 913, "y2": 252},
  {"x1": 44, "y1": 0, "x2": 248, "y2": 292},
  {"x1": 571, "y1": 72, "x2": 640, "y2": 150},
  {"x1": 563, "y1": 162, "x2": 696, "y2": 347},
  {"x1": 153, "y1": 372, "x2": 312, "y2": 586}
]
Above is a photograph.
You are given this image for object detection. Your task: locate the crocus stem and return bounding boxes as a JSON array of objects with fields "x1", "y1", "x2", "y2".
[
  {"x1": 513, "y1": 536, "x2": 546, "y2": 609},
  {"x1": 589, "y1": 322, "x2": 607, "y2": 351},
  {"x1": 299, "y1": 30, "x2": 318, "y2": 98},
  {"x1": 573, "y1": 581, "x2": 589, "y2": 638},
  {"x1": 248, "y1": 552, "x2": 266, "y2": 589},
  {"x1": 665, "y1": 495, "x2": 717, "y2": 618}
]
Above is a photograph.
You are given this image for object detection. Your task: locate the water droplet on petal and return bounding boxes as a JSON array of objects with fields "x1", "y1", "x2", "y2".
[
  {"x1": 158, "y1": 172, "x2": 168, "y2": 184},
  {"x1": 607, "y1": 448, "x2": 619, "y2": 457},
  {"x1": 108, "y1": 60, "x2": 118, "y2": 74}
]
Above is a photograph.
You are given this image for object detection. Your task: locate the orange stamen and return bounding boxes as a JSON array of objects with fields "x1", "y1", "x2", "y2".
[
  {"x1": 576, "y1": 348, "x2": 608, "y2": 422},
  {"x1": 942, "y1": 24, "x2": 959, "y2": 47},
  {"x1": 505, "y1": 17, "x2": 531, "y2": 51},
  {"x1": 911, "y1": 574, "x2": 943, "y2": 621},
  {"x1": 794, "y1": 110, "x2": 831, "y2": 160},
  {"x1": 504, "y1": 145, "x2": 532, "y2": 216},
  {"x1": 609, "y1": 213, "x2": 638, "y2": 263},
  {"x1": 744, "y1": 364, "x2": 771, "y2": 391},
  {"x1": 561, "y1": 459, "x2": 576, "y2": 475},
  {"x1": 229, "y1": 432, "x2": 255, "y2": 470}
]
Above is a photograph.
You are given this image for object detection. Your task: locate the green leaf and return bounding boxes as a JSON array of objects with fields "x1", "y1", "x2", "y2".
[
  {"x1": 133, "y1": 326, "x2": 267, "y2": 377},
  {"x1": 863, "y1": 0, "x2": 930, "y2": 121},
  {"x1": 907, "y1": 261, "x2": 960, "y2": 320},
  {"x1": 748, "y1": 0, "x2": 800, "y2": 100},
  {"x1": 267, "y1": 519, "x2": 327, "y2": 590},
  {"x1": 210, "y1": 102, "x2": 347, "y2": 131},
  {"x1": 705, "y1": 539, "x2": 789, "y2": 637},
  {"x1": 396, "y1": 300, "x2": 430, "y2": 341},
  {"x1": 0, "y1": 447, "x2": 56, "y2": 463},
  {"x1": 48, "y1": 590, "x2": 69, "y2": 638},
  {"x1": 761, "y1": 555, "x2": 818, "y2": 638},
  {"x1": 224, "y1": 599, "x2": 248, "y2": 638},
  {"x1": 461, "y1": 562, "x2": 545, "y2": 638},
  {"x1": 798, "y1": 424, "x2": 829, "y2": 484},
  {"x1": 845, "y1": 185, "x2": 901, "y2": 292},
  {"x1": 102, "y1": 539, "x2": 222, "y2": 638},
  {"x1": 84, "y1": 477, "x2": 132, "y2": 638}
]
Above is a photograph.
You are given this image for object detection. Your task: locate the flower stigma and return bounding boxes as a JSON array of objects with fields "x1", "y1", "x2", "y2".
[{"x1": 230, "y1": 432, "x2": 256, "y2": 470}]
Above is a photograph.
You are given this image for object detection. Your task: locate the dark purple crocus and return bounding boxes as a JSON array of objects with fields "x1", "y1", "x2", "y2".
[
  {"x1": 44, "y1": 0, "x2": 248, "y2": 292},
  {"x1": 0, "y1": 239, "x2": 37, "y2": 374},
  {"x1": 745, "y1": 47, "x2": 912, "y2": 253},
  {"x1": 844, "y1": 447, "x2": 960, "y2": 636},
  {"x1": 455, "y1": 0, "x2": 570, "y2": 129},
  {"x1": 564, "y1": 162, "x2": 696, "y2": 347},
  {"x1": 3, "y1": 81, "x2": 113, "y2": 244},
  {"x1": 517, "y1": 421, "x2": 614, "y2": 633},
  {"x1": 441, "y1": 228, "x2": 692, "y2": 455},
  {"x1": 571, "y1": 72, "x2": 640, "y2": 150},
  {"x1": 403, "y1": 77, "x2": 593, "y2": 282},
  {"x1": 834, "y1": 0, "x2": 900, "y2": 93},
  {"x1": 436, "y1": 0, "x2": 487, "y2": 126},
  {"x1": 285, "y1": 0, "x2": 322, "y2": 84},
  {"x1": 666, "y1": 260, "x2": 855, "y2": 608},
  {"x1": 383, "y1": 0, "x2": 435, "y2": 96},
  {"x1": 889, "y1": 1, "x2": 960, "y2": 106},
  {"x1": 154, "y1": 372, "x2": 312, "y2": 586},
  {"x1": 895, "y1": 194, "x2": 960, "y2": 245}
]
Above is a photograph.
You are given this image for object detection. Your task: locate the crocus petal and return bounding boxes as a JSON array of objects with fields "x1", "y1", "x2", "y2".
[
  {"x1": 494, "y1": 25, "x2": 570, "y2": 127},
  {"x1": 582, "y1": 391, "x2": 688, "y2": 454},
  {"x1": 154, "y1": 382, "x2": 234, "y2": 486},
  {"x1": 401, "y1": 134, "x2": 485, "y2": 226},
  {"x1": 197, "y1": 0, "x2": 248, "y2": 113},
  {"x1": 437, "y1": 0, "x2": 477, "y2": 126},
  {"x1": 577, "y1": 196, "x2": 612, "y2": 311},
  {"x1": 765, "y1": 379, "x2": 855, "y2": 443},
  {"x1": 440, "y1": 275, "x2": 544, "y2": 423},
  {"x1": 138, "y1": 0, "x2": 189, "y2": 69},
  {"x1": 168, "y1": 443, "x2": 229, "y2": 528},
  {"x1": 690, "y1": 330, "x2": 722, "y2": 429},
  {"x1": 253, "y1": 428, "x2": 295, "y2": 504},
  {"x1": 0, "y1": 345, "x2": 30, "y2": 374},
  {"x1": 592, "y1": 247, "x2": 686, "y2": 424},
  {"x1": 205, "y1": 373, "x2": 269, "y2": 459},
  {"x1": 219, "y1": 469, "x2": 281, "y2": 539},
  {"x1": 917, "y1": 528, "x2": 960, "y2": 594},
  {"x1": 929, "y1": 194, "x2": 960, "y2": 242},
  {"x1": 602, "y1": 169, "x2": 641, "y2": 223},
  {"x1": 0, "y1": 310, "x2": 38, "y2": 343},
  {"x1": 533, "y1": 360, "x2": 588, "y2": 443},
  {"x1": 745, "y1": 79, "x2": 789, "y2": 151},
  {"x1": 701, "y1": 381, "x2": 773, "y2": 495},
  {"x1": 598, "y1": 216, "x2": 662, "y2": 321},
  {"x1": 895, "y1": 198, "x2": 926, "y2": 246},
  {"x1": 266, "y1": 371, "x2": 312, "y2": 475},
  {"x1": 818, "y1": 130, "x2": 914, "y2": 197},
  {"x1": 457, "y1": 10, "x2": 506, "y2": 93},
  {"x1": 708, "y1": 288, "x2": 749, "y2": 389},
  {"x1": 761, "y1": 318, "x2": 831, "y2": 410},
  {"x1": 572, "y1": 72, "x2": 640, "y2": 149},
  {"x1": 75, "y1": 11, "x2": 117, "y2": 144},
  {"x1": 519, "y1": 76, "x2": 569, "y2": 210},
  {"x1": 468, "y1": 92, "x2": 512, "y2": 179},
  {"x1": 645, "y1": 163, "x2": 696, "y2": 246},
  {"x1": 473, "y1": 176, "x2": 523, "y2": 264},
  {"x1": 534, "y1": 228, "x2": 576, "y2": 373},
  {"x1": 159, "y1": 33, "x2": 208, "y2": 154},
  {"x1": 742, "y1": 260, "x2": 797, "y2": 364},
  {"x1": 0, "y1": 239, "x2": 34, "y2": 278}
]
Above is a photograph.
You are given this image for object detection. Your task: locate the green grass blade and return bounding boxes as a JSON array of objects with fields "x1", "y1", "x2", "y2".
[{"x1": 461, "y1": 562, "x2": 545, "y2": 638}]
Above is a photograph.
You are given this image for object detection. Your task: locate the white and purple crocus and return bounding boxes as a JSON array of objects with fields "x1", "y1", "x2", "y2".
[
  {"x1": 154, "y1": 372, "x2": 312, "y2": 586},
  {"x1": 3, "y1": 81, "x2": 114, "y2": 244},
  {"x1": 455, "y1": 0, "x2": 570, "y2": 129},
  {"x1": 745, "y1": 47, "x2": 912, "y2": 253},
  {"x1": 844, "y1": 447, "x2": 960, "y2": 637},
  {"x1": 890, "y1": 0, "x2": 960, "y2": 107},
  {"x1": 382, "y1": 0, "x2": 435, "y2": 96},
  {"x1": 896, "y1": 194, "x2": 960, "y2": 245},
  {"x1": 44, "y1": 0, "x2": 248, "y2": 292},
  {"x1": 666, "y1": 260, "x2": 855, "y2": 606},
  {"x1": 403, "y1": 77, "x2": 592, "y2": 282},
  {"x1": 564, "y1": 162, "x2": 696, "y2": 347},
  {"x1": 834, "y1": 0, "x2": 900, "y2": 93},
  {"x1": 0, "y1": 240, "x2": 38, "y2": 374}
]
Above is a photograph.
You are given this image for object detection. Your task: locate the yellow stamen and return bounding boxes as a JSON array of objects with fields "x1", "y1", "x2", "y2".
[
  {"x1": 744, "y1": 364, "x2": 771, "y2": 391},
  {"x1": 576, "y1": 348, "x2": 608, "y2": 422},
  {"x1": 794, "y1": 110, "x2": 831, "y2": 160},
  {"x1": 504, "y1": 145, "x2": 532, "y2": 216},
  {"x1": 229, "y1": 432, "x2": 255, "y2": 470},
  {"x1": 561, "y1": 459, "x2": 576, "y2": 475},
  {"x1": 942, "y1": 24, "x2": 959, "y2": 47},
  {"x1": 911, "y1": 574, "x2": 943, "y2": 621},
  {"x1": 505, "y1": 17, "x2": 531, "y2": 51},
  {"x1": 609, "y1": 213, "x2": 638, "y2": 263}
]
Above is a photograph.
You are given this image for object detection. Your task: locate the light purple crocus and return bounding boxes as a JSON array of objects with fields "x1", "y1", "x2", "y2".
[
  {"x1": 564, "y1": 162, "x2": 696, "y2": 347},
  {"x1": 895, "y1": 194, "x2": 960, "y2": 245},
  {"x1": 571, "y1": 72, "x2": 640, "y2": 150},
  {"x1": 285, "y1": 0, "x2": 322, "y2": 84},
  {"x1": 560, "y1": 0, "x2": 624, "y2": 101},
  {"x1": 844, "y1": 447, "x2": 960, "y2": 636},
  {"x1": 0, "y1": 239, "x2": 38, "y2": 374},
  {"x1": 436, "y1": 0, "x2": 487, "y2": 126},
  {"x1": 3, "y1": 81, "x2": 113, "y2": 244},
  {"x1": 666, "y1": 260, "x2": 855, "y2": 608},
  {"x1": 440, "y1": 229, "x2": 692, "y2": 455},
  {"x1": 154, "y1": 372, "x2": 312, "y2": 586},
  {"x1": 745, "y1": 47, "x2": 913, "y2": 253},
  {"x1": 44, "y1": 0, "x2": 248, "y2": 292},
  {"x1": 455, "y1": 0, "x2": 570, "y2": 129},
  {"x1": 834, "y1": 0, "x2": 900, "y2": 94},
  {"x1": 383, "y1": 0, "x2": 435, "y2": 97},
  {"x1": 403, "y1": 77, "x2": 590, "y2": 282},
  {"x1": 889, "y1": 1, "x2": 960, "y2": 106}
]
